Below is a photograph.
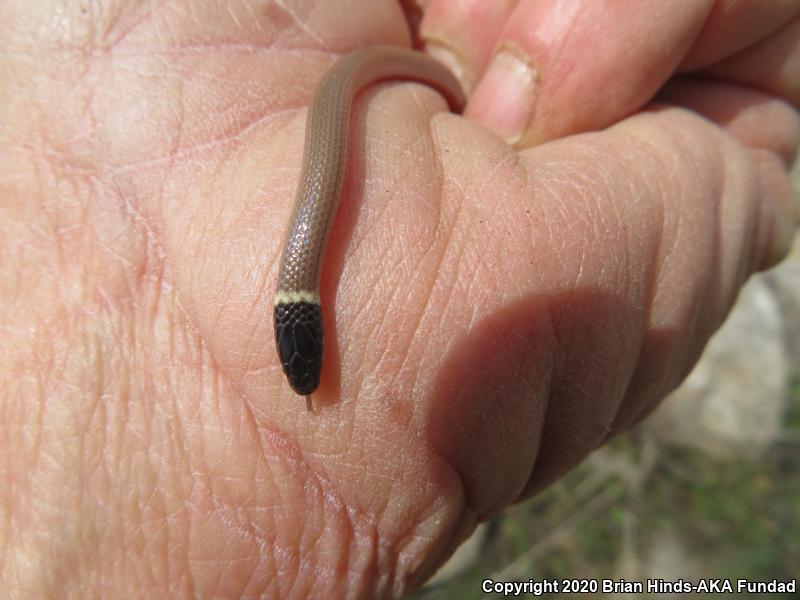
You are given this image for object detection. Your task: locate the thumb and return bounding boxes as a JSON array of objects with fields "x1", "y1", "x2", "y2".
[{"x1": 461, "y1": 0, "x2": 714, "y2": 146}]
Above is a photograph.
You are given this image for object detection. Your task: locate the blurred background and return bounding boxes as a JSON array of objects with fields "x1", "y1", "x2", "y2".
[{"x1": 415, "y1": 166, "x2": 800, "y2": 599}]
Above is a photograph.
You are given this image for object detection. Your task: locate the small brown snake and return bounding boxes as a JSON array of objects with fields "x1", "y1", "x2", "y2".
[{"x1": 273, "y1": 45, "x2": 466, "y2": 406}]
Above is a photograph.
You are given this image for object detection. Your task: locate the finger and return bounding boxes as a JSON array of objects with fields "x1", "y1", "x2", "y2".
[
  {"x1": 465, "y1": 0, "x2": 715, "y2": 147},
  {"x1": 425, "y1": 106, "x2": 795, "y2": 499},
  {"x1": 612, "y1": 144, "x2": 797, "y2": 435},
  {"x1": 419, "y1": 0, "x2": 518, "y2": 94},
  {"x1": 681, "y1": 0, "x2": 800, "y2": 70},
  {"x1": 594, "y1": 89, "x2": 800, "y2": 440},
  {"x1": 702, "y1": 14, "x2": 800, "y2": 106},
  {"x1": 658, "y1": 77, "x2": 800, "y2": 166},
  {"x1": 653, "y1": 79, "x2": 799, "y2": 271}
]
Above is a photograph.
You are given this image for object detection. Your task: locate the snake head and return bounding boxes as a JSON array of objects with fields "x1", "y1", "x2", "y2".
[{"x1": 274, "y1": 300, "x2": 324, "y2": 396}]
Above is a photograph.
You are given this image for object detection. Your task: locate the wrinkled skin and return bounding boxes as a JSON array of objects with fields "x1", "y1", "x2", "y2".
[{"x1": 1, "y1": 0, "x2": 798, "y2": 598}]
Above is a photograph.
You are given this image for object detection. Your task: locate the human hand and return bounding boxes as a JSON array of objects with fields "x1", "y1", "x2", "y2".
[
  {"x1": 1, "y1": 1, "x2": 797, "y2": 598},
  {"x1": 422, "y1": 0, "x2": 800, "y2": 147}
]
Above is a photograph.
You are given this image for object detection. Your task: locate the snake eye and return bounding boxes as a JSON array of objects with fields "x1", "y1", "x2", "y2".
[{"x1": 274, "y1": 301, "x2": 323, "y2": 395}]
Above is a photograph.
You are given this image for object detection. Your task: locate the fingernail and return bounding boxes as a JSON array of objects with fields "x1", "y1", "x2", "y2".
[
  {"x1": 425, "y1": 41, "x2": 474, "y2": 95},
  {"x1": 469, "y1": 48, "x2": 539, "y2": 145}
]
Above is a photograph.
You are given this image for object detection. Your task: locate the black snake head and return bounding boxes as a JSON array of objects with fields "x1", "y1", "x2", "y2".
[{"x1": 274, "y1": 301, "x2": 323, "y2": 396}]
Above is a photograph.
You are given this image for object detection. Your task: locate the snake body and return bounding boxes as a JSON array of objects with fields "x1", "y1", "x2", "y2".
[{"x1": 274, "y1": 46, "x2": 466, "y2": 401}]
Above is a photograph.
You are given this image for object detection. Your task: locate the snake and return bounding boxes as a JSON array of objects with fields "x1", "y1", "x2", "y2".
[{"x1": 273, "y1": 45, "x2": 466, "y2": 408}]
